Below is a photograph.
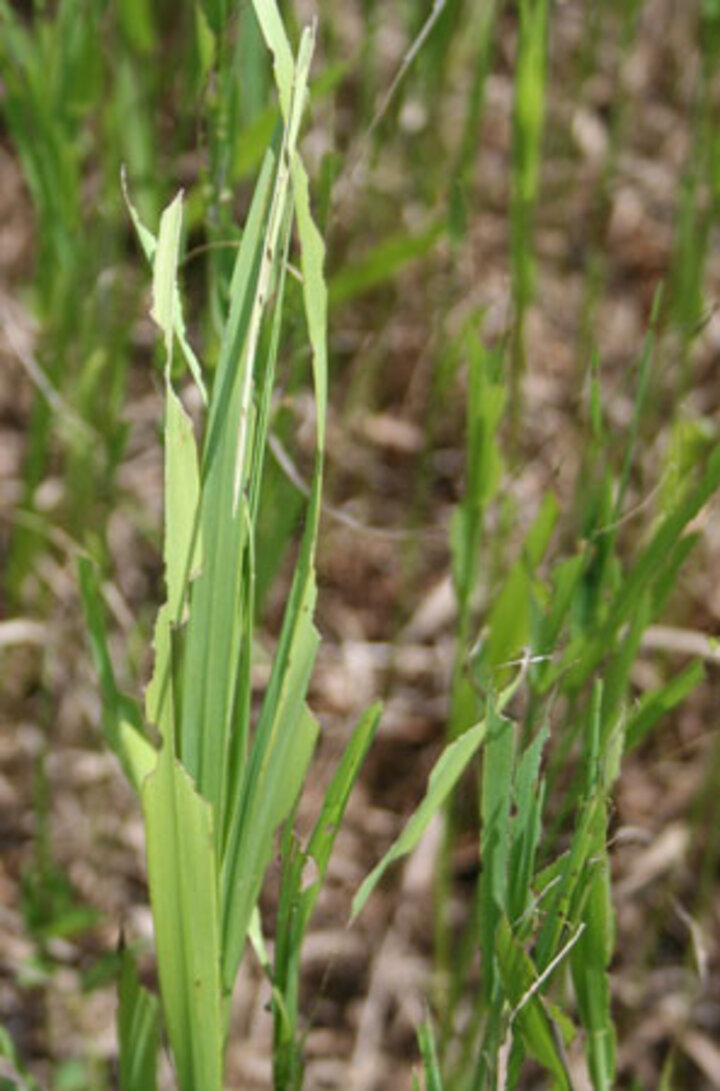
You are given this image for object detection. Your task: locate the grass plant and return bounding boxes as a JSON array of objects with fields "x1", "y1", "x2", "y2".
[
  {"x1": 352, "y1": 313, "x2": 720, "y2": 1086},
  {"x1": 79, "y1": 6, "x2": 381, "y2": 1087}
]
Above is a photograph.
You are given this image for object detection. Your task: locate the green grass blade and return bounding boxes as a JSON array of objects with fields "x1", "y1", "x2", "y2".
[
  {"x1": 221, "y1": 459, "x2": 322, "y2": 971},
  {"x1": 478, "y1": 710, "x2": 516, "y2": 1000},
  {"x1": 535, "y1": 792, "x2": 604, "y2": 972},
  {"x1": 496, "y1": 916, "x2": 572, "y2": 1090},
  {"x1": 417, "y1": 1017, "x2": 444, "y2": 1091},
  {"x1": 484, "y1": 563, "x2": 532, "y2": 670},
  {"x1": 220, "y1": 700, "x2": 320, "y2": 992},
  {"x1": 448, "y1": 0, "x2": 501, "y2": 237},
  {"x1": 270, "y1": 704, "x2": 381, "y2": 1085},
  {"x1": 219, "y1": 9, "x2": 330, "y2": 993},
  {"x1": 625, "y1": 660, "x2": 705, "y2": 752},
  {"x1": 533, "y1": 554, "x2": 585, "y2": 687},
  {"x1": 571, "y1": 712, "x2": 616, "y2": 1091},
  {"x1": 151, "y1": 192, "x2": 184, "y2": 360},
  {"x1": 551, "y1": 446, "x2": 720, "y2": 692},
  {"x1": 510, "y1": 0, "x2": 550, "y2": 391},
  {"x1": 163, "y1": 387, "x2": 202, "y2": 622},
  {"x1": 472, "y1": 706, "x2": 517, "y2": 1086},
  {"x1": 249, "y1": 0, "x2": 295, "y2": 117},
  {"x1": 450, "y1": 334, "x2": 505, "y2": 626},
  {"x1": 291, "y1": 151, "x2": 328, "y2": 452},
  {"x1": 142, "y1": 747, "x2": 223, "y2": 1091},
  {"x1": 181, "y1": 32, "x2": 314, "y2": 818},
  {"x1": 232, "y1": 58, "x2": 349, "y2": 182},
  {"x1": 480, "y1": 491, "x2": 557, "y2": 673},
  {"x1": 77, "y1": 556, "x2": 156, "y2": 793},
  {"x1": 651, "y1": 532, "x2": 701, "y2": 617},
  {"x1": 301, "y1": 702, "x2": 382, "y2": 928},
  {"x1": 123, "y1": 175, "x2": 207, "y2": 404},
  {"x1": 603, "y1": 447, "x2": 720, "y2": 627},
  {"x1": 246, "y1": 202, "x2": 294, "y2": 525},
  {"x1": 178, "y1": 150, "x2": 274, "y2": 811},
  {"x1": 118, "y1": 945, "x2": 160, "y2": 1091},
  {"x1": 328, "y1": 220, "x2": 443, "y2": 308},
  {"x1": 150, "y1": 193, "x2": 203, "y2": 619},
  {"x1": 357, "y1": 667, "x2": 525, "y2": 925},
  {"x1": 508, "y1": 723, "x2": 548, "y2": 924},
  {"x1": 601, "y1": 594, "x2": 652, "y2": 736},
  {"x1": 570, "y1": 863, "x2": 616, "y2": 1091},
  {"x1": 219, "y1": 207, "x2": 294, "y2": 837},
  {"x1": 352, "y1": 718, "x2": 488, "y2": 920},
  {"x1": 143, "y1": 193, "x2": 203, "y2": 751},
  {"x1": 145, "y1": 605, "x2": 176, "y2": 746}
]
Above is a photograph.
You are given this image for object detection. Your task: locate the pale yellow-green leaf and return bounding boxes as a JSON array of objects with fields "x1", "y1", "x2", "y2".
[
  {"x1": 248, "y1": 907, "x2": 271, "y2": 975},
  {"x1": 145, "y1": 604, "x2": 174, "y2": 745},
  {"x1": 291, "y1": 156, "x2": 327, "y2": 452},
  {"x1": 119, "y1": 719, "x2": 157, "y2": 787},
  {"x1": 165, "y1": 385, "x2": 202, "y2": 621},
  {"x1": 142, "y1": 748, "x2": 223, "y2": 1091},
  {"x1": 352, "y1": 718, "x2": 487, "y2": 920},
  {"x1": 249, "y1": 0, "x2": 295, "y2": 115},
  {"x1": 122, "y1": 180, "x2": 207, "y2": 403},
  {"x1": 152, "y1": 192, "x2": 183, "y2": 362}
]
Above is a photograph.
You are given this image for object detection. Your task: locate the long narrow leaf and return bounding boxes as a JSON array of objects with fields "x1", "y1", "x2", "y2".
[
  {"x1": 496, "y1": 916, "x2": 572, "y2": 1090},
  {"x1": 179, "y1": 149, "x2": 275, "y2": 814},
  {"x1": 118, "y1": 946, "x2": 160, "y2": 1091},
  {"x1": 142, "y1": 748, "x2": 223, "y2": 1091},
  {"x1": 122, "y1": 173, "x2": 207, "y2": 403},
  {"x1": 77, "y1": 557, "x2": 155, "y2": 793},
  {"x1": 478, "y1": 710, "x2": 516, "y2": 1000},
  {"x1": 352, "y1": 719, "x2": 487, "y2": 920}
]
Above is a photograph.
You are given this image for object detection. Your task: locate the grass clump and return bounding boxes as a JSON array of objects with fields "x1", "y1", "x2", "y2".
[
  {"x1": 352, "y1": 317, "x2": 720, "y2": 1087},
  {"x1": 78, "y1": 6, "x2": 378, "y2": 1087}
]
